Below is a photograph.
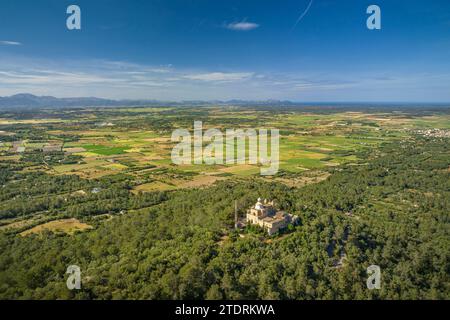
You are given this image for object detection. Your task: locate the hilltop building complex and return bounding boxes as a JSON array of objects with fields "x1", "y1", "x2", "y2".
[{"x1": 246, "y1": 198, "x2": 299, "y2": 235}]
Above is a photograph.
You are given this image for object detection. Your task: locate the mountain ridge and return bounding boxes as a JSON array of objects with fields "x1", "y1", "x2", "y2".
[
  {"x1": 0, "y1": 94, "x2": 448, "y2": 109},
  {"x1": 0, "y1": 94, "x2": 301, "y2": 108}
]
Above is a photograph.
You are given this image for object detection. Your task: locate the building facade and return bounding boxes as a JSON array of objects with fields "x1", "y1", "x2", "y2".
[{"x1": 246, "y1": 198, "x2": 298, "y2": 235}]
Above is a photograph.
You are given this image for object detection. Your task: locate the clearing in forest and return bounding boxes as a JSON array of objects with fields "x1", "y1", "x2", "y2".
[{"x1": 20, "y1": 218, "x2": 93, "y2": 236}]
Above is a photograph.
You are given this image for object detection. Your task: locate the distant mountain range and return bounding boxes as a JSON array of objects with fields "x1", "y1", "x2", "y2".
[
  {"x1": 0, "y1": 93, "x2": 300, "y2": 108},
  {"x1": 0, "y1": 94, "x2": 141, "y2": 108},
  {"x1": 0, "y1": 94, "x2": 448, "y2": 109}
]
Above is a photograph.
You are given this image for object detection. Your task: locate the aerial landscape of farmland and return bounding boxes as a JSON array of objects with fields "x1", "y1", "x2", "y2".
[
  {"x1": 0, "y1": 104, "x2": 449, "y2": 299},
  {"x1": 0, "y1": 0, "x2": 449, "y2": 309}
]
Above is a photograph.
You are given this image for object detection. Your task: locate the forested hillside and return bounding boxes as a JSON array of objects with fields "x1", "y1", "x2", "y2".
[{"x1": 0, "y1": 137, "x2": 448, "y2": 299}]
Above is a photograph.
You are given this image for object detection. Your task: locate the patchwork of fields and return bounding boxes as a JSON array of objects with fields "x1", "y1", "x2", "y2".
[
  {"x1": 2, "y1": 108, "x2": 448, "y2": 185},
  {"x1": 1, "y1": 106, "x2": 449, "y2": 236}
]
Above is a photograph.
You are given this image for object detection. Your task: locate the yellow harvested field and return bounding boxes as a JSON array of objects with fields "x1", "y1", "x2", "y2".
[
  {"x1": 0, "y1": 119, "x2": 68, "y2": 125},
  {"x1": 0, "y1": 216, "x2": 42, "y2": 231},
  {"x1": 178, "y1": 175, "x2": 225, "y2": 188},
  {"x1": 273, "y1": 172, "x2": 331, "y2": 188},
  {"x1": 74, "y1": 152, "x2": 101, "y2": 157},
  {"x1": 132, "y1": 175, "x2": 224, "y2": 193},
  {"x1": 64, "y1": 147, "x2": 86, "y2": 153},
  {"x1": 0, "y1": 155, "x2": 20, "y2": 161},
  {"x1": 20, "y1": 218, "x2": 93, "y2": 236},
  {"x1": 219, "y1": 164, "x2": 260, "y2": 176},
  {"x1": 133, "y1": 181, "x2": 176, "y2": 193},
  {"x1": 144, "y1": 137, "x2": 171, "y2": 143},
  {"x1": 101, "y1": 163, "x2": 128, "y2": 170}
]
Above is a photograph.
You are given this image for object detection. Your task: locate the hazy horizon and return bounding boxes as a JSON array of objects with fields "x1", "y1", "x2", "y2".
[{"x1": 2, "y1": 92, "x2": 450, "y2": 106}]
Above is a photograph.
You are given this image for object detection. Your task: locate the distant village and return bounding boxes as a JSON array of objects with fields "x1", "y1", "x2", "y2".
[
  {"x1": 0, "y1": 138, "x2": 64, "y2": 155},
  {"x1": 416, "y1": 129, "x2": 450, "y2": 138}
]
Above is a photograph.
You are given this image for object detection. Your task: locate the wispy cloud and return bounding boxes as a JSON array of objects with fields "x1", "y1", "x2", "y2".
[
  {"x1": 0, "y1": 69, "x2": 121, "y2": 85},
  {"x1": 0, "y1": 40, "x2": 22, "y2": 46},
  {"x1": 293, "y1": 82, "x2": 354, "y2": 91},
  {"x1": 225, "y1": 21, "x2": 259, "y2": 31},
  {"x1": 292, "y1": 0, "x2": 313, "y2": 30},
  {"x1": 0, "y1": 57, "x2": 259, "y2": 99},
  {"x1": 183, "y1": 72, "x2": 253, "y2": 82},
  {"x1": 1, "y1": 56, "x2": 448, "y2": 102}
]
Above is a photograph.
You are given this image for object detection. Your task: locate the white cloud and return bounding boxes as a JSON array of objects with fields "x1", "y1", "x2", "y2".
[
  {"x1": 293, "y1": 82, "x2": 354, "y2": 91},
  {"x1": 0, "y1": 69, "x2": 121, "y2": 85},
  {"x1": 144, "y1": 67, "x2": 172, "y2": 74},
  {"x1": 2, "y1": 56, "x2": 447, "y2": 102},
  {"x1": 0, "y1": 41, "x2": 22, "y2": 46},
  {"x1": 184, "y1": 72, "x2": 253, "y2": 82},
  {"x1": 225, "y1": 22, "x2": 259, "y2": 31}
]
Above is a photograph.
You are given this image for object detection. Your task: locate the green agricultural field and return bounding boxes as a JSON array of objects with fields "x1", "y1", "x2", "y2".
[{"x1": 82, "y1": 144, "x2": 130, "y2": 155}]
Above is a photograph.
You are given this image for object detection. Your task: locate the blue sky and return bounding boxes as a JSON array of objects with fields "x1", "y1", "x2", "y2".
[{"x1": 0, "y1": 0, "x2": 449, "y2": 102}]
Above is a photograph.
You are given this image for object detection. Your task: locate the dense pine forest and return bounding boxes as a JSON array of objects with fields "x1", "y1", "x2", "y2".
[{"x1": 0, "y1": 137, "x2": 448, "y2": 299}]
